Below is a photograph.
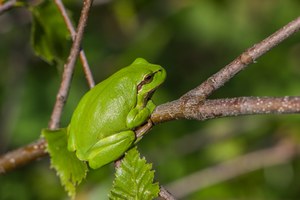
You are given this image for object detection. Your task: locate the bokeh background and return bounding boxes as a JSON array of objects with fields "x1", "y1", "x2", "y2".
[{"x1": 1, "y1": 0, "x2": 300, "y2": 199}]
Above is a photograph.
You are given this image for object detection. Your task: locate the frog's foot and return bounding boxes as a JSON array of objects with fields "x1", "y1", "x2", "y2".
[
  {"x1": 86, "y1": 130, "x2": 135, "y2": 169},
  {"x1": 126, "y1": 107, "x2": 151, "y2": 129}
]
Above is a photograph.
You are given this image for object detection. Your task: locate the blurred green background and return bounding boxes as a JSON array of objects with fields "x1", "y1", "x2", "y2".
[{"x1": 1, "y1": 0, "x2": 300, "y2": 199}]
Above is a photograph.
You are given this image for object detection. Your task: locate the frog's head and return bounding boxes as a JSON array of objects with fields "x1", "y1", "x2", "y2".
[{"x1": 130, "y1": 58, "x2": 166, "y2": 107}]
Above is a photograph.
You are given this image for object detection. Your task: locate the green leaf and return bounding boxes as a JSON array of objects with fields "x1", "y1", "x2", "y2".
[
  {"x1": 109, "y1": 147, "x2": 159, "y2": 200},
  {"x1": 42, "y1": 128, "x2": 88, "y2": 198},
  {"x1": 30, "y1": 0, "x2": 71, "y2": 65}
]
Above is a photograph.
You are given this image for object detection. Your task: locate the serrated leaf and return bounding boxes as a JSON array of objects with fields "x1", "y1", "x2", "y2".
[
  {"x1": 42, "y1": 128, "x2": 88, "y2": 199},
  {"x1": 30, "y1": 0, "x2": 71, "y2": 65},
  {"x1": 109, "y1": 147, "x2": 159, "y2": 200}
]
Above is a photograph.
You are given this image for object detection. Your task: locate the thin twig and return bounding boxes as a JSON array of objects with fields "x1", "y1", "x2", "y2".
[
  {"x1": 152, "y1": 96, "x2": 300, "y2": 123},
  {"x1": 54, "y1": 0, "x2": 95, "y2": 88},
  {"x1": 0, "y1": 0, "x2": 93, "y2": 173},
  {"x1": 49, "y1": 0, "x2": 93, "y2": 129},
  {"x1": 165, "y1": 139, "x2": 298, "y2": 199},
  {"x1": 0, "y1": 0, "x2": 16, "y2": 15},
  {"x1": 1, "y1": 0, "x2": 94, "y2": 89},
  {"x1": 182, "y1": 16, "x2": 300, "y2": 101}
]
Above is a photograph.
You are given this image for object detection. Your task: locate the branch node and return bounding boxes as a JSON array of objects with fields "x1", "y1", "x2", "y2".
[{"x1": 240, "y1": 52, "x2": 253, "y2": 65}]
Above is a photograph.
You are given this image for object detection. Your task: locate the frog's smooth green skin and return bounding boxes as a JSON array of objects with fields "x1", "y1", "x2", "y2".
[{"x1": 67, "y1": 58, "x2": 166, "y2": 169}]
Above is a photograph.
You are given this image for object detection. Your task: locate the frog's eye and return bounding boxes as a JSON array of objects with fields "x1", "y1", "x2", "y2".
[
  {"x1": 137, "y1": 73, "x2": 154, "y2": 91},
  {"x1": 143, "y1": 73, "x2": 154, "y2": 84}
]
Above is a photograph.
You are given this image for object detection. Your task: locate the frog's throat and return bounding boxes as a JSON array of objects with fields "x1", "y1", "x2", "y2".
[
  {"x1": 136, "y1": 87, "x2": 155, "y2": 108},
  {"x1": 143, "y1": 89, "x2": 155, "y2": 107}
]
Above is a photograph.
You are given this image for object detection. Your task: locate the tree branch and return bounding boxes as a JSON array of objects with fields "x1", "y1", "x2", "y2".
[
  {"x1": 152, "y1": 96, "x2": 300, "y2": 123},
  {"x1": 0, "y1": 139, "x2": 46, "y2": 173},
  {"x1": 165, "y1": 139, "x2": 298, "y2": 199}
]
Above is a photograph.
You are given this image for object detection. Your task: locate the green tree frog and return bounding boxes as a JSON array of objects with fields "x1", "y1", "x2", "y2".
[{"x1": 67, "y1": 58, "x2": 166, "y2": 169}]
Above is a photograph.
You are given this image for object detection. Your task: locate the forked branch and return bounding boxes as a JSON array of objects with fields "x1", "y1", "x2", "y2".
[
  {"x1": 54, "y1": 0, "x2": 95, "y2": 88},
  {"x1": 48, "y1": 0, "x2": 93, "y2": 130},
  {"x1": 0, "y1": 0, "x2": 94, "y2": 173}
]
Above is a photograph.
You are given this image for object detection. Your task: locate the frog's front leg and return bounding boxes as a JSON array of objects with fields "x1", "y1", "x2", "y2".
[
  {"x1": 86, "y1": 130, "x2": 136, "y2": 169},
  {"x1": 127, "y1": 100, "x2": 156, "y2": 129}
]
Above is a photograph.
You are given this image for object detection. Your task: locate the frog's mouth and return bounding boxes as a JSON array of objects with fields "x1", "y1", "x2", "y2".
[{"x1": 137, "y1": 79, "x2": 157, "y2": 107}]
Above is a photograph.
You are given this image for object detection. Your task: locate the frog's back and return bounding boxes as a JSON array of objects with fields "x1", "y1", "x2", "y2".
[{"x1": 68, "y1": 71, "x2": 137, "y2": 157}]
